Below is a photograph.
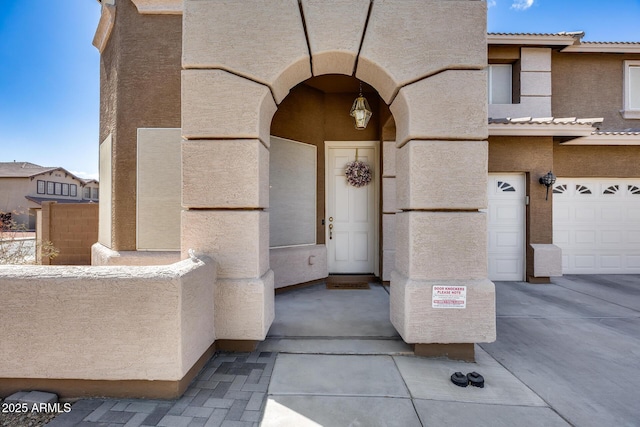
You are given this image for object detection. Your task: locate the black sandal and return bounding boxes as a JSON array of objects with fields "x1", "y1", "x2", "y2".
[
  {"x1": 450, "y1": 371, "x2": 468, "y2": 387},
  {"x1": 467, "y1": 372, "x2": 485, "y2": 388}
]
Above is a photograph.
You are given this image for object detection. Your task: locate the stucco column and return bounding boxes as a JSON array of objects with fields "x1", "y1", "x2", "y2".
[
  {"x1": 180, "y1": 70, "x2": 276, "y2": 342},
  {"x1": 389, "y1": 70, "x2": 496, "y2": 354}
]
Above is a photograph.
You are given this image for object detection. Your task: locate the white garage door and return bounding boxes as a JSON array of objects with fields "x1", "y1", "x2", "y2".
[
  {"x1": 486, "y1": 174, "x2": 526, "y2": 281},
  {"x1": 553, "y1": 178, "x2": 640, "y2": 274}
]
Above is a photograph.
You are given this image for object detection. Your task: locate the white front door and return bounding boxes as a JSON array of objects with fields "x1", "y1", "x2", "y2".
[
  {"x1": 326, "y1": 142, "x2": 379, "y2": 274},
  {"x1": 553, "y1": 178, "x2": 640, "y2": 274},
  {"x1": 486, "y1": 173, "x2": 526, "y2": 281}
]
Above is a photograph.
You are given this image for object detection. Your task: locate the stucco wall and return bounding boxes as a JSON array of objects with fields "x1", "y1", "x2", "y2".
[
  {"x1": 488, "y1": 136, "x2": 554, "y2": 280},
  {"x1": 40, "y1": 202, "x2": 99, "y2": 266},
  {"x1": 552, "y1": 52, "x2": 640, "y2": 130},
  {"x1": 0, "y1": 257, "x2": 216, "y2": 383},
  {"x1": 270, "y1": 245, "x2": 328, "y2": 289},
  {"x1": 554, "y1": 143, "x2": 640, "y2": 177},
  {"x1": 100, "y1": 0, "x2": 182, "y2": 251},
  {"x1": 92, "y1": 243, "x2": 180, "y2": 266}
]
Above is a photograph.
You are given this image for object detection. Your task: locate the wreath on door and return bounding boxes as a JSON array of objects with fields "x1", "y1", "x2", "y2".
[{"x1": 345, "y1": 149, "x2": 373, "y2": 187}]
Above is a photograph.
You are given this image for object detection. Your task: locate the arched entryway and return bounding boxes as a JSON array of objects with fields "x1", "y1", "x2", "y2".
[
  {"x1": 269, "y1": 76, "x2": 388, "y2": 286},
  {"x1": 180, "y1": 0, "x2": 495, "y2": 356}
]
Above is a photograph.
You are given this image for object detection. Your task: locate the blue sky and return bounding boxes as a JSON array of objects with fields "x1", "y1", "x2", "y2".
[{"x1": 0, "y1": 0, "x2": 639, "y2": 179}]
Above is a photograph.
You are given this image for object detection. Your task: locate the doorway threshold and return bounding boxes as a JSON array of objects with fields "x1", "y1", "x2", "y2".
[{"x1": 326, "y1": 274, "x2": 379, "y2": 283}]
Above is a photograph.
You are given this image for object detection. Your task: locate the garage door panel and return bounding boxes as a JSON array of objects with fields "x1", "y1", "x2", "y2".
[
  {"x1": 495, "y1": 258, "x2": 521, "y2": 275},
  {"x1": 554, "y1": 178, "x2": 640, "y2": 274},
  {"x1": 496, "y1": 205, "x2": 520, "y2": 221},
  {"x1": 575, "y1": 207, "x2": 596, "y2": 221},
  {"x1": 601, "y1": 207, "x2": 622, "y2": 221},
  {"x1": 496, "y1": 231, "x2": 520, "y2": 248},
  {"x1": 554, "y1": 205, "x2": 570, "y2": 221},
  {"x1": 601, "y1": 230, "x2": 622, "y2": 244},
  {"x1": 554, "y1": 230, "x2": 570, "y2": 244},
  {"x1": 628, "y1": 256, "x2": 640, "y2": 268},
  {"x1": 629, "y1": 231, "x2": 640, "y2": 244},
  {"x1": 601, "y1": 256, "x2": 622, "y2": 269},
  {"x1": 574, "y1": 255, "x2": 596, "y2": 269},
  {"x1": 575, "y1": 230, "x2": 596, "y2": 244}
]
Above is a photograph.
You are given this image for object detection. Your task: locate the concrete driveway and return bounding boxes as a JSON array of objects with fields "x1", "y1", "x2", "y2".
[
  {"x1": 263, "y1": 277, "x2": 640, "y2": 426},
  {"x1": 480, "y1": 275, "x2": 640, "y2": 427}
]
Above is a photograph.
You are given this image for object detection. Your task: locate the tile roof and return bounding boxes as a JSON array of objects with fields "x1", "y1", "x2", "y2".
[
  {"x1": 488, "y1": 32, "x2": 582, "y2": 37},
  {"x1": 489, "y1": 117, "x2": 603, "y2": 126},
  {"x1": 581, "y1": 41, "x2": 640, "y2": 45},
  {"x1": 594, "y1": 129, "x2": 640, "y2": 136},
  {"x1": 0, "y1": 162, "x2": 58, "y2": 178}
]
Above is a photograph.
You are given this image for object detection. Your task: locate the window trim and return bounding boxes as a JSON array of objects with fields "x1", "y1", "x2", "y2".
[
  {"x1": 47, "y1": 181, "x2": 54, "y2": 195},
  {"x1": 62, "y1": 183, "x2": 69, "y2": 196},
  {"x1": 37, "y1": 180, "x2": 45, "y2": 194},
  {"x1": 622, "y1": 60, "x2": 640, "y2": 119},
  {"x1": 70, "y1": 184, "x2": 77, "y2": 197}
]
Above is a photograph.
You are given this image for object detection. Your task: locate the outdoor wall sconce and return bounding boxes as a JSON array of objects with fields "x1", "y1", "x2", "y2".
[
  {"x1": 539, "y1": 171, "x2": 556, "y2": 201},
  {"x1": 350, "y1": 82, "x2": 372, "y2": 130}
]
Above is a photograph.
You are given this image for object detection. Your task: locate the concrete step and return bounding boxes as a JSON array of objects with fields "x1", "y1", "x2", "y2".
[{"x1": 258, "y1": 337, "x2": 414, "y2": 355}]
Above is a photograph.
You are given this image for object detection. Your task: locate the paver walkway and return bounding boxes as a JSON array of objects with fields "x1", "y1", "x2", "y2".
[{"x1": 47, "y1": 351, "x2": 276, "y2": 427}]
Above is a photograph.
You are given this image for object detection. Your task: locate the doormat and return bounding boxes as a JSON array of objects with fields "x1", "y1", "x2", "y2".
[{"x1": 326, "y1": 282, "x2": 370, "y2": 290}]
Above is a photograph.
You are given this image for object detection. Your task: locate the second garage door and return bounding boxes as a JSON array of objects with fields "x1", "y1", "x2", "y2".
[
  {"x1": 553, "y1": 178, "x2": 640, "y2": 274},
  {"x1": 487, "y1": 173, "x2": 526, "y2": 281}
]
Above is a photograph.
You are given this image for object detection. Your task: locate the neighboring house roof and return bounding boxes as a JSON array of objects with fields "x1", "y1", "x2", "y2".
[
  {"x1": 0, "y1": 162, "x2": 97, "y2": 184},
  {"x1": 25, "y1": 196, "x2": 98, "y2": 206},
  {"x1": 0, "y1": 162, "x2": 58, "y2": 178}
]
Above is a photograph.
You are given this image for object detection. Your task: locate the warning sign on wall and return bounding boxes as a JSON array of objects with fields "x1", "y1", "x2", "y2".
[{"x1": 432, "y1": 286, "x2": 467, "y2": 309}]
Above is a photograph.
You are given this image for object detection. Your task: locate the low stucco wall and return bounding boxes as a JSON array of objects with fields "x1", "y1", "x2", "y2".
[
  {"x1": 0, "y1": 256, "x2": 216, "y2": 383},
  {"x1": 92, "y1": 242, "x2": 180, "y2": 266},
  {"x1": 270, "y1": 245, "x2": 328, "y2": 289}
]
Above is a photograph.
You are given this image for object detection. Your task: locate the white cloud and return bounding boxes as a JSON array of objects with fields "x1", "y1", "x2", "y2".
[
  {"x1": 511, "y1": 0, "x2": 534, "y2": 10},
  {"x1": 488, "y1": 0, "x2": 497, "y2": 7}
]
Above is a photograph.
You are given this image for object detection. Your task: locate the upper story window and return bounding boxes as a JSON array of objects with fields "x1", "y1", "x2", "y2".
[
  {"x1": 84, "y1": 187, "x2": 91, "y2": 199},
  {"x1": 488, "y1": 64, "x2": 513, "y2": 104},
  {"x1": 623, "y1": 60, "x2": 640, "y2": 119}
]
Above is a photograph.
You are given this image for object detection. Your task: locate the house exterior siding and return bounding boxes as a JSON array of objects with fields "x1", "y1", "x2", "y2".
[
  {"x1": 552, "y1": 52, "x2": 640, "y2": 130},
  {"x1": 554, "y1": 144, "x2": 640, "y2": 177},
  {"x1": 99, "y1": 0, "x2": 182, "y2": 250}
]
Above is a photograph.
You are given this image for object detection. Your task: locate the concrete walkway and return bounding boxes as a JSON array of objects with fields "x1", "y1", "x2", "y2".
[{"x1": 45, "y1": 278, "x2": 640, "y2": 426}]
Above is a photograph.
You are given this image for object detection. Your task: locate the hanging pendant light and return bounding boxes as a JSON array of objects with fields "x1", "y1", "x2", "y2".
[{"x1": 350, "y1": 82, "x2": 372, "y2": 130}]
